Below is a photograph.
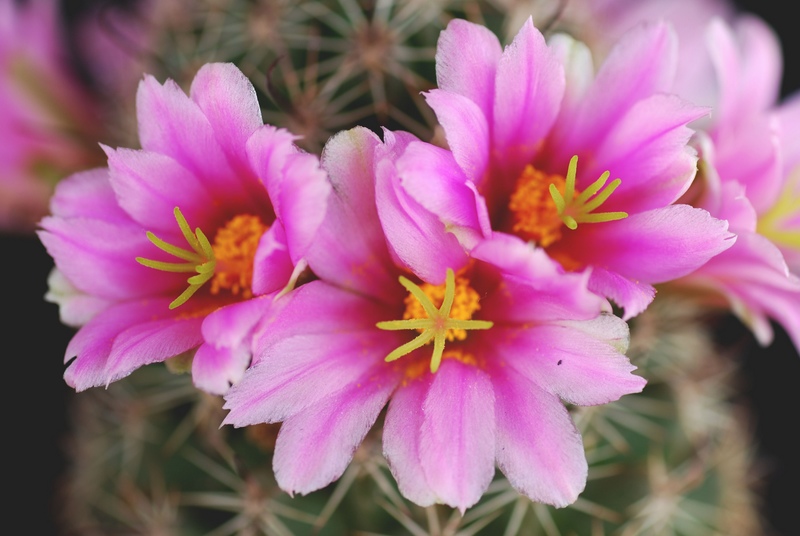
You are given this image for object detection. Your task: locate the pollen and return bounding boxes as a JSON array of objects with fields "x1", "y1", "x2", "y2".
[
  {"x1": 136, "y1": 207, "x2": 267, "y2": 310},
  {"x1": 508, "y1": 155, "x2": 628, "y2": 247},
  {"x1": 402, "y1": 273, "x2": 482, "y2": 341},
  {"x1": 377, "y1": 268, "x2": 493, "y2": 373},
  {"x1": 209, "y1": 214, "x2": 268, "y2": 299},
  {"x1": 509, "y1": 165, "x2": 567, "y2": 247}
]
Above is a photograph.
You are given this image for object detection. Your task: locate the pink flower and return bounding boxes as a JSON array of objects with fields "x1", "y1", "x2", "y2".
[
  {"x1": 222, "y1": 127, "x2": 646, "y2": 512},
  {"x1": 415, "y1": 17, "x2": 734, "y2": 320},
  {"x1": 38, "y1": 62, "x2": 330, "y2": 394},
  {"x1": 665, "y1": 16, "x2": 800, "y2": 351},
  {"x1": 0, "y1": 0, "x2": 106, "y2": 233}
]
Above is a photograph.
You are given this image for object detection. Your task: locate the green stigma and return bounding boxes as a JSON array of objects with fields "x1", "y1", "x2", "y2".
[
  {"x1": 136, "y1": 207, "x2": 217, "y2": 309},
  {"x1": 548, "y1": 155, "x2": 628, "y2": 230},
  {"x1": 376, "y1": 268, "x2": 493, "y2": 373}
]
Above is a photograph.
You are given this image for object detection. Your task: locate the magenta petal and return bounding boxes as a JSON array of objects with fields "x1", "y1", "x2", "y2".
[
  {"x1": 135, "y1": 74, "x2": 236, "y2": 187},
  {"x1": 564, "y1": 205, "x2": 735, "y2": 284},
  {"x1": 273, "y1": 365, "x2": 400, "y2": 495},
  {"x1": 62, "y1": 297, "x2": 179, "y2": 391},
  {"x1": 251, "y1": 221, "x2": 295, "y2": 296},
  {"x1": 419, "y1": 360, "x2": 496, "y2": 513},
  {"x1": 104, "y1": 147, "x2": 216, "y2": 231},
  {"x1": 383, "y1": 375, "x2": 437, "y2": 506},
  {"x1": 303, "y1": 127, "x2": 401, "y2": 303},
  {"x1": 493, "y1": 18, "x2": 564, "y2": 179},
  {"x1": 189, "y1": 62, "x2": 263, "y2": 168},
  {"x1": 202, "y1": 296, "x2": 274, "y2": 351},
  {"x1": 192, "y1": 342, "x2": 251, "y2": 395},
  {"x1": 105, "y1": 308, "x2": 206, "y2": 383},
  {"x1": 423, "y1": 89, "x2": 490, "y2": 187},
  {"x1": 491, "y1": 365, "x2": 587, "y2": 508},
  {"x1": 494, "y1": 321, "x2": 645, "y2": 406},
  {"x1": 435, "y1": 18, "x2": 501, "y2": 117}
]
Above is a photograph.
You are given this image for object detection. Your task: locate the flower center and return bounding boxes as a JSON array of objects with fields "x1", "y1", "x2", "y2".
[
  {"x1": 376, "y1": 268, "x2": 493, "y2": 373},
  {"x1": 136, "y1": 207, "x2": 267, "y2": 309},
  {"x1": 757, "y1": 170, "x2": 800, "y2": 249},
  {"x1": 508, "y1": 155, "x2": 628, "y2": 247}
]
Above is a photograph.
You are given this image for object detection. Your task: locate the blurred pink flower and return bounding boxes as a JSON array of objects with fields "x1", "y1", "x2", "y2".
[
  {"x1": 0, "y1": 0, "x2": 105, "y2": 233},
  {"x1": 222, "y1": 126, "x2": 645, "y2": 512},
  {"x1": 665, "y1": 15, "x2": 800, "y2": 351},
  {"x1": 417, "y1": 17, "x2": 734, "y2": 319},
  {"x1": 38, "y1": 62, "x2": 330, "y2": 394}
]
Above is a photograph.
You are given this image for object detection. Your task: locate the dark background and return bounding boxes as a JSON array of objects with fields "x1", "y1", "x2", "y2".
[{"x1": 4, "y1": 0, "x2": 799, "y2": 534}]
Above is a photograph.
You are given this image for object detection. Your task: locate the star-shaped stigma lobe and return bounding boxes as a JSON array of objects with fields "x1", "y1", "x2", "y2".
[{"x1": 377, "y1": 268, "x2": 493, "y2": 373}]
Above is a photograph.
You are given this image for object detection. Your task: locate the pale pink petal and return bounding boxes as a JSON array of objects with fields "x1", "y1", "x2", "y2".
[
  {"x1": 44, "y1": 268, "x2": 113, "y2": 327},
  {"x1": 192, "y1": 342, "x2": 251, "y2": 395},
  {"x1": 435, "y1": 18, "x2": 502, "y2": 117},
  {"x1": 303, "y1": 127, "x2": 400, "y2": 303},
  {"x1": 383, "y1": 375, "x2": 437, "y2": 506},
  {"x1": 273, "y1": 365, "x2": 400, "y2": 495},
  {"x1": 777, "y1": 92, "x2": 800, "y2": 176},
  {"x1": 491, "y1": 365, "x2": 587, "y2": 508},
  {"x1": 201, "y1": 295, "x2": 274, "y2": 350},
  {"x1": 419, "y1": 360, "x2": 496, "y2": 513},
  {"x1": 490, "y1": 321, "x2": 645, "y2": 406},
  {"x1": 423, "y1": 89, "x2": 490, "y2": 186},
  {"x1": 493, "y1": 18, "x2": 564, "y2": 180}
]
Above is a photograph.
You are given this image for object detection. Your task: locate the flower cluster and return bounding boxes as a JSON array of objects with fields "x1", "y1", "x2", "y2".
[{"x1": 34, "y1": 1, "x2": 799, "y2": 516}]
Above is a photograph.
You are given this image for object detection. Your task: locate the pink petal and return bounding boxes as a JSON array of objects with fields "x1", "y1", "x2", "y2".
[
  {"x1": 302, "y1": 127, "x2": 401, "y2": 304},
  {"x1": 493, "y1": 18, "x2": 564, "y2": 180},
  {"x1": 587, "y1": 267, "x2": 657, "y2": 320},
  {"x1": 44, "y1": 268, "x2": 113, "y2": 327},
  {"x1": 105, "y1": 306, "x2": 207, "y2": 383},
  {"x1": 201, "y1": 295, "x2": 274, "y2": 350},
  {"x1": 435, "y1": 18, "x2": 502, "y2": 118},
  {"x1": 383, "y1": 374, "x2": 438, "y2": 506},
  {"x1": 423, "y1": 89, "x2": 490, "y2": 187},
  {"x1": 192, "y1": 342, "x2": 251, "y2": 395},
  {"x1": 491, "y1": 321, "x2": 645, "y2": 406},
  {"x1": 395, "y1": 138, "x2": 487, "y2": 248},
  {"x1": 48, "y1": 168, "x2": 127, "y2": 222},
  {"x1": 62, "y1": 297, "x2": 182, "y2": 390},
  {"x1": 273, "y1": 365, "x2": 400, "y2": 495},
  {"x1": 251, "y1": 221, "x2": 295, "y2": 296},
  {"x1": 189, "y1": 62, "x2": 263, "y2": 170},
  {"x1": 589, "y1": 94, "x2": 707, "y2": 212},
  {"x1": 419, "y1": 360, "x2": 496, "y2": 513},
  {"x1": 491, "y1": 365, "x2": 587, "y2": 507},
  {"x1": 547, "y1": 21, "x2": 676, "y2": 165},
  {"x1": 777, "y1": 92, "x2": 800, "y2": 176},
  {"x1": 104, "y1": 146, "x2": 217, "y2": 231},
  {"x1": 554, "y1": 205, "x2": 736, "y2": 284}
]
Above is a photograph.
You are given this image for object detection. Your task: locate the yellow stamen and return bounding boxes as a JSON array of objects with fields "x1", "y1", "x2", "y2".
[
  {"x1": 757, "y1": 170, "x2": 800, "y2": 249},
  {"x1": 136, "y1": 207, "x2": 216, "y2": 309},
  {"x1": 376, "y1": 268, "x2": 493, "y2": 373},
  {"x1": 137, "y1": 208, "x2": 267, "y2": 310},
  {"x1": 548, "y1": 155, "x2": 628, "y2": 230}
]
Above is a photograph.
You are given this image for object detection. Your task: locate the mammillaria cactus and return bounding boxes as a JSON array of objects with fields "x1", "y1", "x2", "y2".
[{"x1": 4, "y1": 0, "x2": 799, "y2": 535}]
